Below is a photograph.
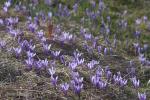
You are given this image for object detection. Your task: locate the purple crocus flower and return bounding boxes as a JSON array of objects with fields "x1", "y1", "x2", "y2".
[
  {"x1": 138, "y1": 92, "x2": 146, "y2": 100},
  {"x1": 84, "y1": 33, "x2": 92, "y2": 40},
  {"x1": 96, "y1": 67, "x2": 104, "y2": 77},
  {"x1": 131, "y1": 77, "x2": 140, "y2": 88},
  {"x1": 73, "y1": 83, "x2": 83, "y2": 95},
  {"x1": 3, "y1": 6, "x2": 8, "y2": 12},
  {"x1": 9, "y1": 29, "x2": 20, "y2": 37},
  {"x1": 73, "y1": 3, "x2": 78, "y2": 13},
  {"x1": 98, "y1": 0, "x2": 105, "y2": 11},
  {"x1": 61, "y1": 32, "x2": 73, "y2": 41},
  {"x1": 28, "y1": 44, "x2": 35, "y2": 52},
  {"x1": 35, "y1": 60, "x2": 43, "y2": 69},
  {"x1": 52, "y1": 50, "x2": 61, "y2": 58},
  {"x1": 69, "y1": 62, "x2": 78, "y2": 70},
  {"x1": 98, "y1": 80, "x2": 107, "y2": 89},
  {"x1": 13, "y1": 47, "x2": 22, "y2": 58},
  {"x1": 48, "y1": 12, "x2": 52, "y2": 19},
  {"x1": 27, "y1": 51, "x2": 36, "y2": 58},
  {"x1": 51, "y1": 75, "x2": 58, "y2": 87},
  {"x1": 71, "y1": 71, "x2": 80, "y2": 79},
  {"x1": 42, "y1": 43, "x2": 51, "y2": 53},
  {"x1": 0, "y1": 19, "x2": 4, "y2": 25},
  {"x1": 105, "y1": 70, "x2": 112, "y2": 80},
  {"x1": 71, "y1": 77, "x2": 83, "y2": 95},
  {"x1": 37, "y1": 30, "x2": 45, "y2": 38},
  {"x1": 135, "y1": 18, "x2": 142, "y2": 25},
  {"x1": 113, "y1": 72, "x2": 127, "y2": 87},
  {"x1": 91, "y1": 1, "x2": 96, "y2": 8},
  {"x1": 97, "y1": 45, "x2": 102, "y2": 54},
  {"x1": 60, "y1": 83, "x2": 69, "y2": 95},
  {"x1": 41, "y1": 58, "x2": 49, "y2": 67},
  {"x1": 134, "y1": 31, "x2": 141, "y2": 39},
  {"x1": 104, "y1": 47, "x2": 107, "y2": 55},
  {"x1": 73, "y1": 51, "x2": 82, "y2": 59},
  {"x1": 28, "y1": 23, "x2": 38, "y2": 33},
  {"x1": 138, "y1": 54, "x2": 146, "y2": 65},
  {"x1": 48, "y1": 67, "x2": 56, "y2": 76},
  {"x1": 76, "y1": 58, "x2": 84, "y2": 65},
  {"x1": 4, "y1": 1, "x2": 11, "y2": 7},
  {"x1": 119, "y1": 79, "x2": 127, "y2": 87},
  {"x1": 87, "y1": 60, "x2": 99, "y2": 69},
  {"x1": 25, "y1": 58, "x2": 34, "y2": 69},
  {"x1": 0, "y1": 40, "x2": 6, "y2": 49},
  {"x1": 91, "y1": 75, "x2": 101, "y2": 87},
  {"x1": 63, "y1": 6, "x2": 70, "y2": 17}
]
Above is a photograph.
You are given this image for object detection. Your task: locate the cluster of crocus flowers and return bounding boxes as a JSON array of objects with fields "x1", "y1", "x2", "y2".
[
  {"x1": 71, "y1": 71, "x2": 83, "y2": 97},
  {"x1": 113, "y1": 72, "x2": 127, "y2": 87},
  {"x1": 130, "y1": 77, "x2": 140, "y2": 88},
  {"x1": 3, "y1": 0, "x2": 11, "y2": 12},
  {"x1": 0, "y1": 0, "x2": 149, "y2": 99},
  {"x1": 60, "y1": 82, "x2": 70, "y2": 95}
]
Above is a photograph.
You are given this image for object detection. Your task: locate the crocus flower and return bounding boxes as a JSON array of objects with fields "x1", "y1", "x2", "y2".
[
  {"x1": 35, "y1": 60, "x2": 43, "y2": 69},
  {"x1": 26, "y1": 51, "x2": 36, "y2": 58},
  {"x1": 84, "y1": 33, "x2": 92, "y2": 40},
  {"x1": 0, "y1": 40, "x2": 6, "y2": 49},
  {"x1": 87, "y1": 60, "x2": 99, "y2": 69},
  {"x1": 13, "y1": 47, "x2": 22, "y2": 58},
  {"x1": 119, "y1": 79, "x2": 127, "y2": 87},
  {"x1": 73, "y1": 83, "x2": 83, "y2": 95},
  {"x1": 25, "y1": 58, "x2": 34, "y2": 69},
  {"x1": 28, "y1": 44, "x2": 35, "y2": 51},
  {"x1": 69, "y1": 62, "x2": 78, "y2": 70},
  {"x1": 77, "y1": 58, "x2": 84, "y2": 65},
  {"x1": 60, "y1": 83, "x2": 69, "y2": 95},
  {"x1": 71, "y1": 77, "x2": 83, "y2": 95},
  {"x1": 138, "y1": 92, "x2": 146, "y2": 100},
  {"x1": 28, "y1": 23, "x2": 38, "y2": 33},
  {"x1": 51, "y1": 75, "x2": 58, "y2": 87},
  {"x1": 4, "y1": 1, "x2": 11, "y2": 7},
  {"x1": 37, "y1": 30, "x2": 45, "y2": 38},
  {"x1": 43, "y1": 43, "x2": 51, "y2": 53},
  {"x1": 138, "y1": 54, "x2": 146, "y2": 64},
  {"x1": 134, "y1": 31, "x2": 141, "y2": 39},
  {"x1": 41, "y1": 58, "x2": 49, "y2": 67},
  {"x1": 73, "y1": 51, "x2": 82, "y2": 59},
  {"x1": 104, "y1": 47, "x2": 107, "y2": 55},
  {"x1": 3, "y1": 6, "x2": 8, "y2": 12},
  {"x1": 61, "y1": 32, "x2": 73, "y2": 41},
  {"x1": 52, "y1": 50, "x2": 61, "y2": 58},
  {"x1": 113, "y1": 72, "x2": 128, "y2": 87},
  {"x1": 98, "y1": 0, "x2": 105, "y2": 11},
  {"x1": 73, "y1": 3, "x2": 78, "y2": 13},
  {"x1": 63, "y1": 6, "x2": 70, "y2": 17},
  {"x1": 98, "y1": 80, "x2": 107, "y2": 89},
  {"x1": 9, "y1": 29, "x2": 20, "y2": 37},
  {"x1": 71, "y1": 71, "x2": 80, "y2": 79},
  {"x1": 91, "y1": 75, "x2": 101, "y2": 87},
  {"x1": 131, "y1": 77, "x2": 140, "y2": 88},
  {"x1": 135, "y1": 18, "x2": 142, "y2": 25},
  {"x1": 96, "y1": 67, "x2": 104, "y2": 77},
  {"x1": 0, "y1": 19, "x2": 4, "y2": 25},
  {"x1": 48, "y1": 12, "x2": 52, "y2": 19},
  {"x1": 48, "y1": 67, "x2": 56, "y2": 76},
  {"x1": 97, "y1": 45, "x2": 102, "y2": 54},
  {"x1": 105, "y1": 66, "x2": 112, "y2": 80}
]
